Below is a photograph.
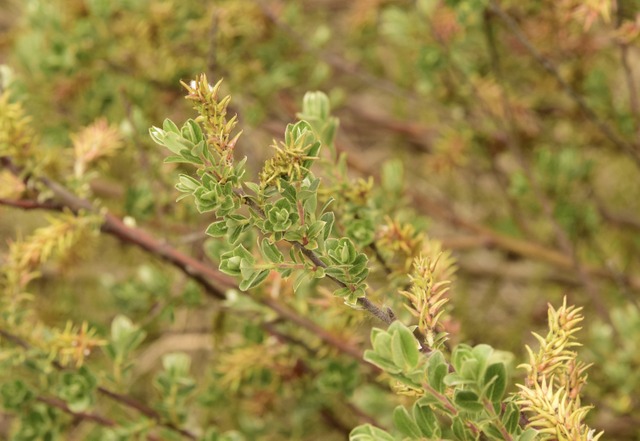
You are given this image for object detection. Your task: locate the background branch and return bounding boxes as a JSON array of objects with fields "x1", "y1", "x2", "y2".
[
  {"x1": 0, "y1": 158, "x2": 368, "y2": 364},
  {"x1": 488, "y1": 0, "x2": 640, "y2": 167}
]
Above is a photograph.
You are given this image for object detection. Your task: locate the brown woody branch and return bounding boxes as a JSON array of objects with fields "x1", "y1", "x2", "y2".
[
  {"x1": 236, "y1": 188, "x2": 395, "y2": 324},
  {"x1": 35, "y1": 395, "x2": 119, "y2": 429},
  {"x1": 0, "y1": 157, "x2": 366, "y2": 363},
  {"x1": 487, "y1": 0, "x2": 640, "y2": 168},
  {"x1": 0, "y1": 328, "x2": 194, "y2": 440},
  {"x1": 0, "y1": 198, "x2": 64, "y2": 211},
  {"x1": 480, "y1": 7, "x2": 610, "y2": 324},
  {"x1": 339, "y1": 139, "x2": 640, "y2": 293}
]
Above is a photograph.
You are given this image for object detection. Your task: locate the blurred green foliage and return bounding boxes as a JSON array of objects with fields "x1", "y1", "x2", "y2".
[{"x1": 1, "y1": 0, "x2": 640, "y2": 439}]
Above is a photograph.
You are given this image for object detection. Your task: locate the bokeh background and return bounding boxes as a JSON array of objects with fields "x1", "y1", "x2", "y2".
[{"x1": 1, "y1": 0, "x2": 640, "y2": 439}]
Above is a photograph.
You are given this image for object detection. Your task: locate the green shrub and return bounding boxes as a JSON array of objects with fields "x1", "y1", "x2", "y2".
[{"x1": 2, "y1": 0, "x2": 640, "y2": 439}]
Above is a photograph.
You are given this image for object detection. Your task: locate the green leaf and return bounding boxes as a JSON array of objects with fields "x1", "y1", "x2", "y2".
[
  {"x1": 108, "y1": 315, "x2": 146, "y2": 359},
  {"x1": 302, "y1": 140, "x2": 321, "y2": 171},
  {"x1": 443, "y1": 372, "x2": 473, "y2": 387},
  {"x1": 164, "y1": 155, "x2": 193, "y2": 164},
  {"x1": 320, "y1": 212, "x2": 335, "y2": 240},
  {"x1": 149, "y1": 126, "x2": 166, "y2": 145},
  {"x1": 453, "y1": 390, "x2": 484, "y2": 413},
  {"x1": 301, "y1": 188, "x2": 318, "y2": 214},
  {"x1": 293, "y1": 270, "x2": 311, "y2": 292},
  {"x1": 427, "y1": 351, "x2": 448, "y2": 393},
  {"x1": 287, "y1": 120, "x2": 314, "y2": 145},
  {"x1": 163, "y1": 131, "x2": 194, "y2": 156},
  {"x1": 416, "y1": 394, "x2": 441, "y2": 408},
  {"x1": 390, "y1": 322, "x2": 420, "y2": 371},
  {"x1": 240, "y1": 258, "x2": 257, "y2": 280},
  {"x1": 162, "y1": 118, "x2": 180, "y2": 134},
  {"x1": 321, "y1": 120, "x2": 338, "y2": 148},
  {"x1": 346, "y1": 218, "x2": 375, "y2": 246},
  {"x1": 190, "y1": 140, "x2": 206, "y2": 158},
  {"x1": 283, "y1": 229, "x2": 304, "y2": 242},
  {"x1": 326, "y1": 237, "x2": 360, "y2": 265},
  {"x1": 176, "y1": 174, "x2": 200, "y2": 193},
  {"x1": 484, "y1": 423, "x2": 505, "y2": 440},
  {"x1": 393, "y1": 406, "x2": 421, "y2": 438},
  {"x1": 371, "y1": 328, "x2": 394, "y2": 361},
  {"x1": 59, "y1": 367, "x2": 97, "y2": 412},
  {"x1": 162, "y1": 352, "x2": 191, "y2": 375},
  {"x1": 1, "y1": 380, "x2": 34, "y2": 410},
  {"x1": 239, "y1": 269, "x2": 270, "y2": 291},
  {"x1": 243, "y1": 181, "x2": 262, "y2": 196},
  {"x1": 266, "y1": 198, "x2": 296, "y2": 232},
  {"x1": 460, "y1": 358, "x2": 480, "y2": 382},
  {"x1": 260, "y1": 239, "x2": 284, "y2": 263},
  {"x1": 452, "y1": 416, "x2": 475, "y2": 441},
  {"x1": 184, "y1": 119, "x2": 204, "y2": 143},
  {"x1": 155, "y1": 352, "x2": 196, "y2": 403},
  {"x1": 349, "y1": 424, "x2": 395, "y2": 441},
  {"x1": 301, "y1": 91, "x2": 330, "y2": 121},
  {"x1": 483, "y1": 363, "x2": 507, "y2": 403},
  {"x1": 502, "y1": 402, "x2": 521, "y2": 433},
  {"x1": 344, "y1": 288, "x2": 361, "y2": 306},
  {"x1": 363, "y1": 350, "x2": 401, "y2": 374},
  {"x1": 219, "y1": 245, "x2": 254, "y2": 277},
  {"x1": 517, "y1": 429, "x2": 539, "y2": 441},
  {"x1": 350, "y1": 254, "x2": 369, "y2": 272},
  {"x1": 319, "y1": 197, "x2": 334, "y2": 215},
  {"x1": 206, "y1": 221, "x2": 228, "y2": 237},
  {"x1": 324, "y1": 266, "x2": 345, "y2": 280},
  {"x1": 313, "y1": 266, "x2": 325, "y2": 278},
  {"x1": 17, "y1": 406, "x2": 57, "y2": 440},
  {"x1": 451, "y1": 344, "x2": 473, "y2": 373},
  {"x1": 413, "y1": 402, "x2": 439, "y2": 438},
  {"x1": 280, "y1": 181, "x2": 298, "y2": 204},
  {"x1": 228, "y1": 225, "x2": 245, "y2": 244},
  {"x1": 472, "y1": 343, "x2": 493, "y2": 372}
]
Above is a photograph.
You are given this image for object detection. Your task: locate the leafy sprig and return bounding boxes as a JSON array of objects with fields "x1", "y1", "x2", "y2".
[{"x1": 150, "y1": 74, "x2": 391, "y2": 319}]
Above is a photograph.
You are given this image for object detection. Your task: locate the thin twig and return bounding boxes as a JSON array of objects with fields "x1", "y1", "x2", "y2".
[
  {"x1": 263, "y1": 120, "x2": 604, "y2": 293},
  {"x1": 616, "y1": 1, "x2": 640, "y2": 141},
  {"x1": 488, "y1": 0, "x2": 640, "y2": 167},
  {"x1": 236, "y1": 188, "x2": 395, "y2": 324},
  {"x1": 0, "y1": 198, "x2": 64, "y2": 211},
  {"x1": 0, "y1": 157, "x2": 367, "y2": 364},
  {"x1": 260, "y1": 296, "x2": 364, "y2": 360},
  {"x1": 0, "y1": 328, "x2": 29, "y2": 348},
  {"x1": 480, "y1": 11, "x2": 536, "y2": 238},
  {"x1": 369, "y1": 242, "x2": 393, "y2": 275},
  {"x1": 422, "y1": 382, "x2": 480, "y2": 437},
  {"x1": 343, "y1": 151, "x2": 640, "y2": 292},
  {"x1": 482, "y1": 398, "x2": 514, "y2": 441},
  {"x1": 319, "y1": 408, "x2": 352, "y2": 437},
  {"x1": 261, "y1": 320, "x2": 318, "y2": 356},
  {"x1": 482, "y1": 5, "x2": 611, "y2": 324},
  {"x1": 0, "y1": 328, "x2": 194, "y2": 440},
  {"x1": 36, "y1": 396, "x2": 117, "y2": 428},
  {"x1": 620, "y1": 44, "x2": 640, "y2": 140}
]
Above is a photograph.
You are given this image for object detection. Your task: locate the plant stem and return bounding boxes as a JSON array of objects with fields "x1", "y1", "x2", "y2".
[
  {"x1": 0, "y1": 158, "x2": 367, "y2": 364},
  {"x1": 36, "y1": 395, "x2": 118, "y2": 428},
  {"x1": 483, "y1": 398, "x2": 513, "y2": 441},
  {"x1": 488, "y1": 0, "x2": 640, "y2": 168},
  {"x1": 0, "y1": 328, "x2": 196, "y2": 440},
  {"x1": 422, "y1": 383, "x2": 481, "y2": 437},
  {"x1": 236, "y1": 187, "x2": 395, "y2": 324}
]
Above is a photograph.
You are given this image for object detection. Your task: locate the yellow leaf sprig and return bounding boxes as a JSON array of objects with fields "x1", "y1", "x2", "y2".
[{"x1": 516, "y1": 298, "x2": 603, "y2": 440}]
